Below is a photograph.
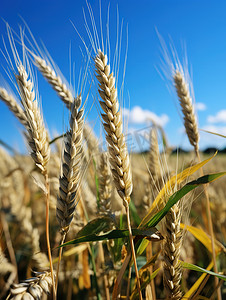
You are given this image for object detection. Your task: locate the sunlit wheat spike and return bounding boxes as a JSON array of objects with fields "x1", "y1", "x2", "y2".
[
  {"x1": 98, "y1": 152, "x2": 112, "y2": 215},
  {"x1": 143, "y1": 127, "x2": 162, "y2": 210},
  {"x1": 8, "y1": 271, "x2": 53, "y2": 300},
  {"x1": 16, "y1": 65, "x2": 50, "y2": 174},
  {"x1": 149, "y1": 127, "x2": 161, "y2": 183},
  {"x1": 56, "y1": 95, "x2": 84, "y2": 234},
  {"x1": 0, "y1": 88, "x2": 28, "y2": 127},
  {"x1": 95, "y1": 50, "x2": 132, "y2": 206},
  {"x1": 163, "y1": 204, "x2": 182, "y2": 299},
  {"x1": 174, "y1": 69, "x2": 199, "y2": 153},
  {"x1": 34, "y1": 55, "x2": 74, "y2": 109}
]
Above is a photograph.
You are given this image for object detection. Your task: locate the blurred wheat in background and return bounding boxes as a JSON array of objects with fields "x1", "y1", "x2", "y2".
[{"x1": 0, "y1": 2, "x2": 226, "y2": 300}]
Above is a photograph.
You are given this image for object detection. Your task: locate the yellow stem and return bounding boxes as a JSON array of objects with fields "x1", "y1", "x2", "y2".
[
  {"x1": 146, "y1": 242, "x2": 155, "y2": 300},
  {"x1": 55, "y1": 232, "x2": 66, "y2": 294},
  {"x1": 125, "y1": 203, "x2": 142, "y2": 300},
  {"x1": 99, "y1": 242, "x2": 110, "y2": 300},
  {"x1": 126, "y1": 266, "x2": 132, "y2": 300},
  {"x1": 44, "y1": 173, "x2": 56, "y2": 300}
]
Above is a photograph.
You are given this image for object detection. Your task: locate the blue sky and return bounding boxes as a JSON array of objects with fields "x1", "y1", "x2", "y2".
[{"x1": 1, "y1": 0, "x2": 226, "y2": 153}]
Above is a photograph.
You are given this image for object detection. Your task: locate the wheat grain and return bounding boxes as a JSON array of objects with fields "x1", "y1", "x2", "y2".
[
  {"x1": 8, "y1": 271, "x2": 53, "y2": 300},
  {"x1": 56, "y1": 96, "x2": 84, "y2": 233}
]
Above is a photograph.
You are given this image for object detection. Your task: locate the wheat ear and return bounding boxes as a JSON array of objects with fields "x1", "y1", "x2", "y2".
[
  {"x1": 56, "y1": 95, "x2": 84, "y2": 233},
  {"x1": 98, "y1": 152, "x2": 112, "y2": 216},
  {"x1": 55, "y1": 96, "x2": 84, "y2": 290},
  {"x1": 143, "y1": 128, "x2": 161, "y2": 211},
  {"x1": 16, "y1": 65, "x2": 50, "y2": 174},
  {"x1": 148, "y1": 127, "x2": 161, "y2": 184},
  {"x1": 95, "y1": 50, "x2": 142, "y2": 299},
  {"x1": 8, "y1": 271, "x2": 53, "y2": 300},
  {"x1": 34, "y1": 55, "x2": 74, "y2": 109},
  {"x1": 95, "y1": 50, "x2": 132, "y2": 206},
  {"x1": 0, "y1": 88, "x2": 28, "y2": 127},
  {"x1": 173, "y1": 70, "x2": 199, "y2": 154},
  {"x1": 163, "y1": 204, "x2": 182, "y2": 299}
]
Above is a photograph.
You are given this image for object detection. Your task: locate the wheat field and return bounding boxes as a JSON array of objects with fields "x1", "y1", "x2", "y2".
[{"x1": 0, "y1": 4, "x2": 225, "y2": 300}]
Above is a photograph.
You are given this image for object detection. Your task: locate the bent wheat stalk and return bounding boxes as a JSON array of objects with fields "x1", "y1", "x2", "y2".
[
  {"x1": 15, "y1": 64, "x2": 55, "y2": 298},
  {"x1": 95, "y1": 50, "x2": 142, "y2": 299}
]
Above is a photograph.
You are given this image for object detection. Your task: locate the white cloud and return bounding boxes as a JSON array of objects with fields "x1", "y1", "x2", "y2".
[
  {"x1": 122, "y1": 106, "x2": 169, "y2": 127},
  {"x1": 195, "y1": 102, "x2": 207, "y2": 111},
  {"x1": 207, "y1": 110, "x2": 226, "y2": 123}
]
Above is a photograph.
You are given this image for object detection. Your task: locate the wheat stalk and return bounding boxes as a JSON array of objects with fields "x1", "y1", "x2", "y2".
[
  {"x1": 15, "y1": 63, "x2": 56, "y2": 297},
  {"x1": 173, "y1": 69, "x2": 199, "y2": 154},
  {"x1": 55, "y1": 95, "x2": 84, "y2": 291},
  {"x1": 95, "y1": 49, "x2": 142, "y2": 299},
  {"x1": 34, "y1": 55, "x2": 74, "y2": 109},
  {"x1": 174, "y1": 68, "x2": 221, "y2": 300},
  {"x1": 8, "y1": 271, "x2": 53, "y2": 300},
  {"x1": 144, "y1": 127, "x2": 162, "y2": 299}
]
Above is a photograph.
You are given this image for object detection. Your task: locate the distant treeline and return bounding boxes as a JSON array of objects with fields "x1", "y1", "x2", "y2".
[
  {"x1": 172, "y1": 147, "x2": 226, "y2": 154},
  {"x1": 140, "y1": 147, "x2": 226, "y2": 155}
]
